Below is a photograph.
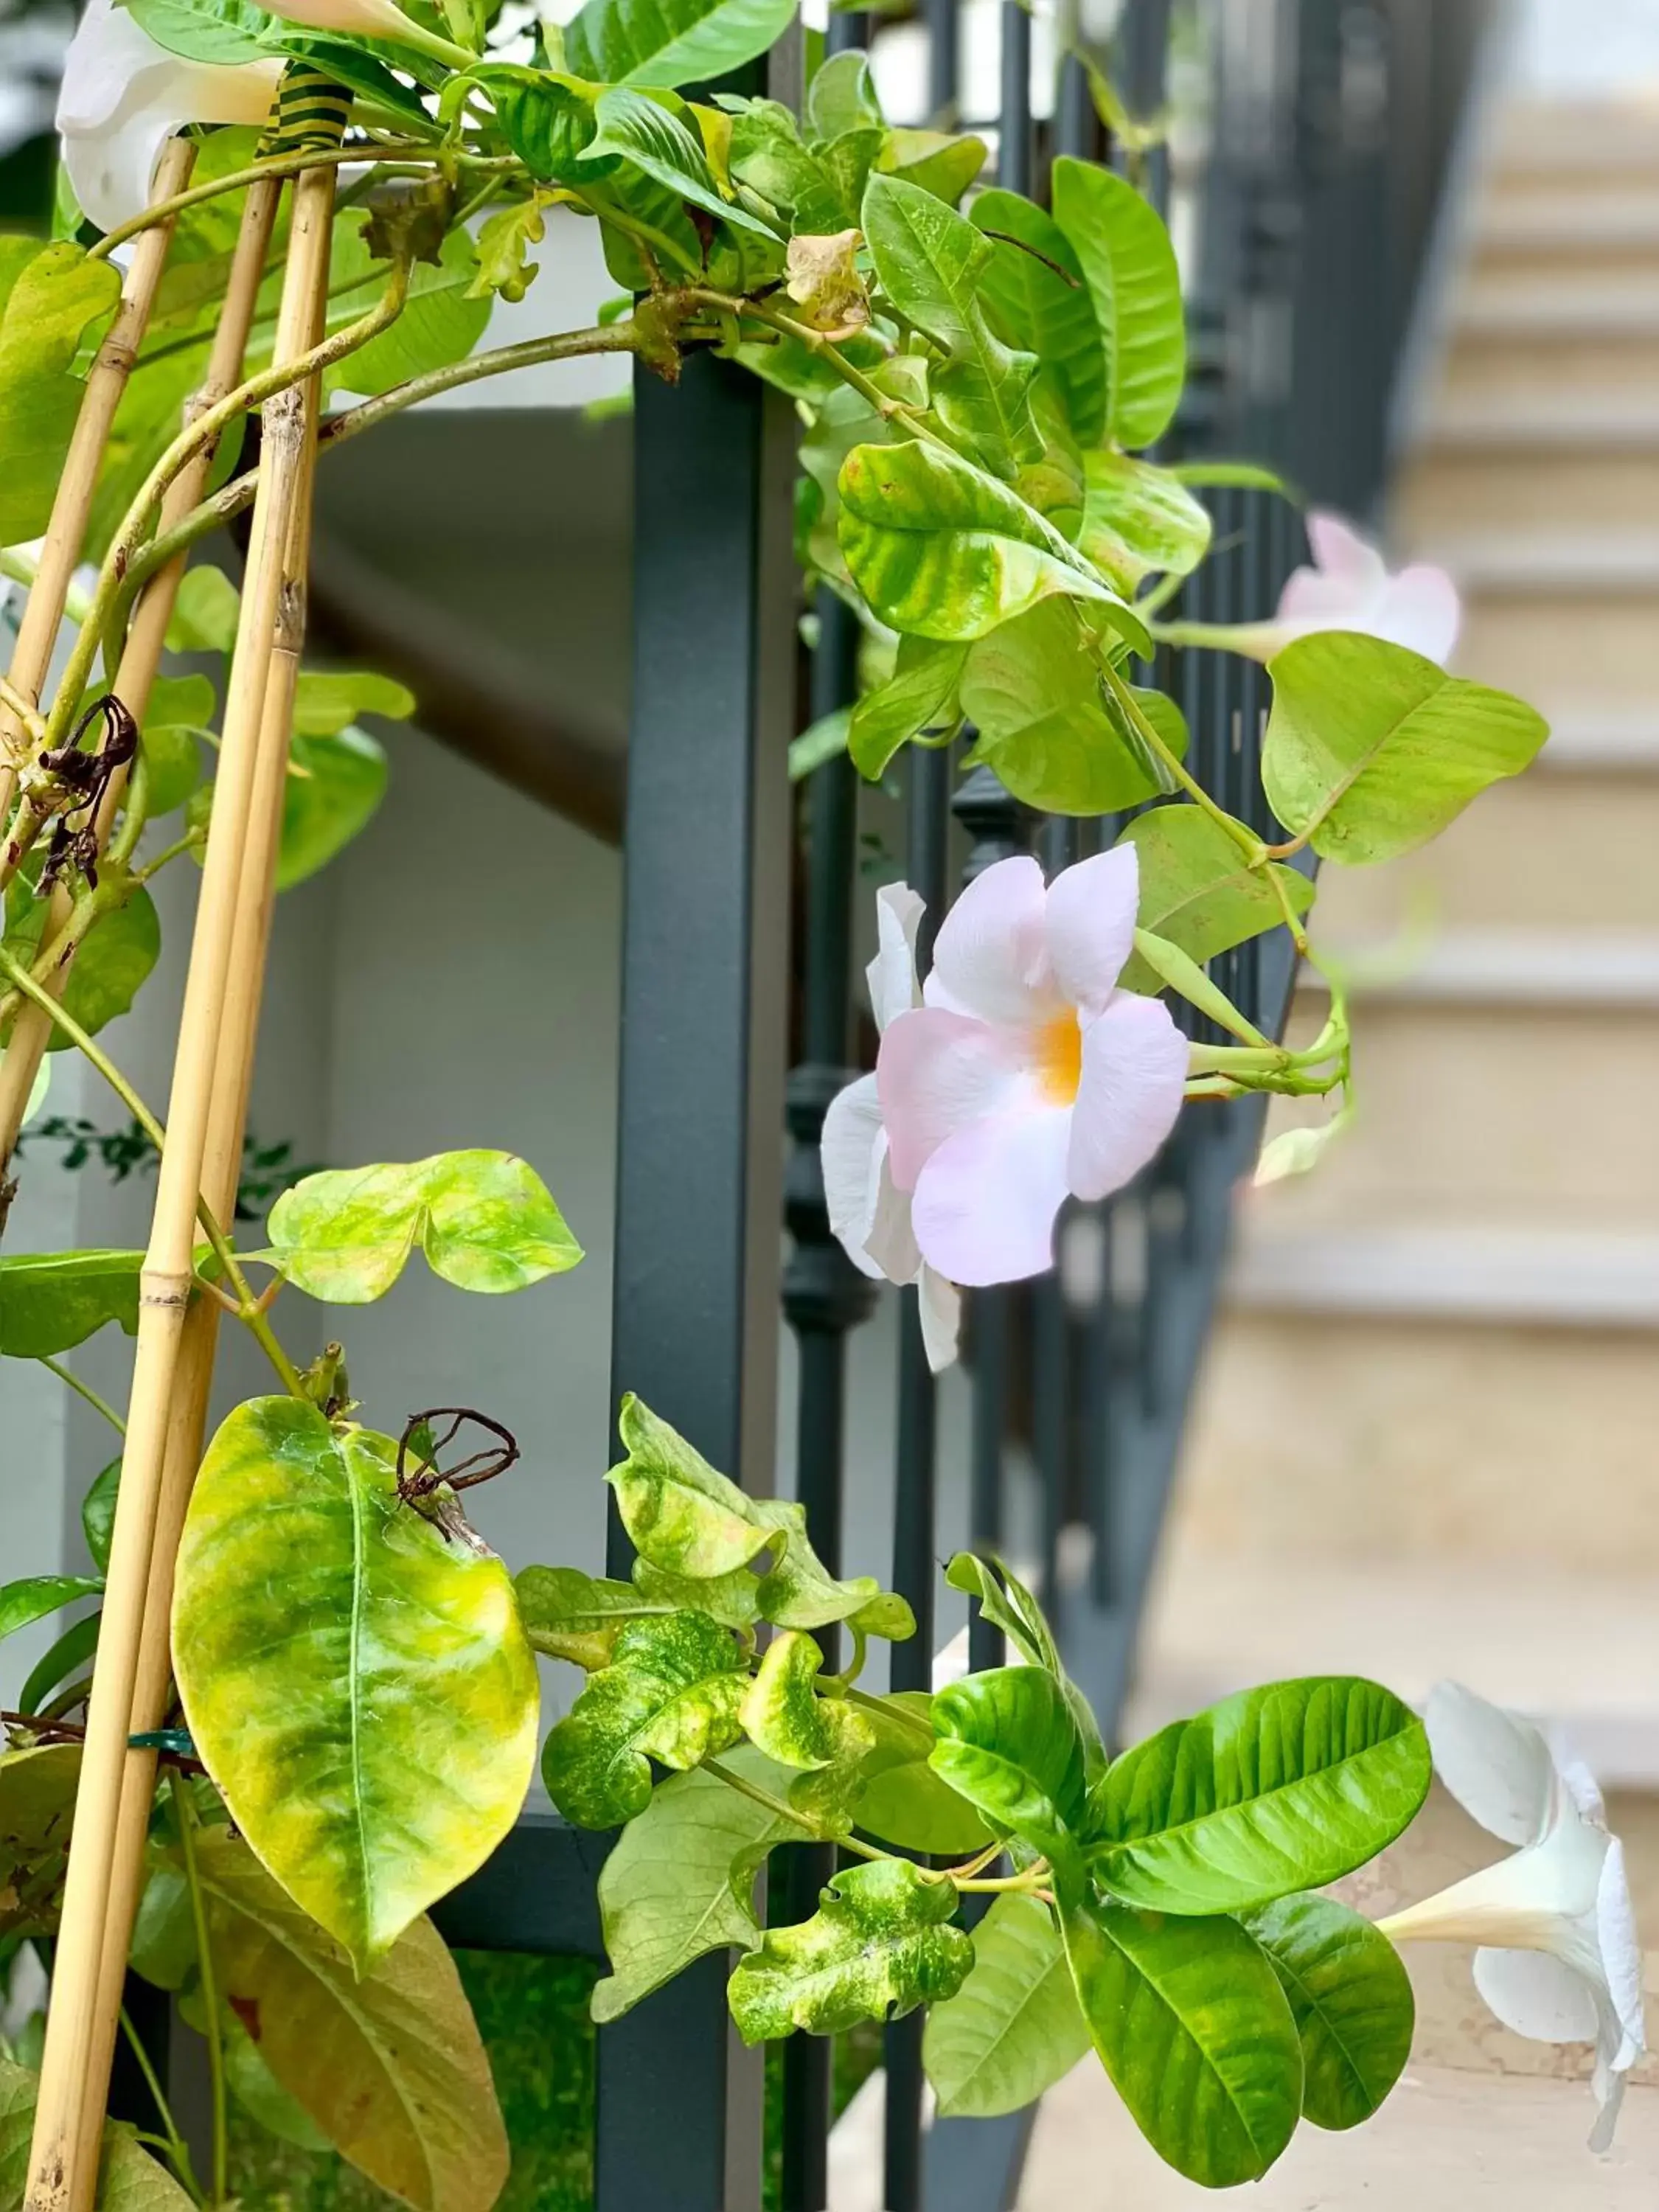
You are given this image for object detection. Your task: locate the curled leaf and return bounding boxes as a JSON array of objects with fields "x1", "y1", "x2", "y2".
[
  {"x1": 541, "y1": 1613, "x2": 749, "y2": 1829},
  {"x1": 785, "y1": 229, "x2": 869, "y2": 335},
  {"x1": 740, "y1": 1630, "x2": 873, "y2": 1771}
]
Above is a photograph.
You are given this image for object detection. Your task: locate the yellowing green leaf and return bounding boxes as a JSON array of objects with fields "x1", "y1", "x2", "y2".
[
  {"x1": 1116, "y1": 804, "x2": 1314, "y2": 994},
  {"x1": 0, "y1": 2053, "x2": 194, "y2": 2209},
  {"x1": 0, "y1": 240, "x2": 122, "y2": 543},
  {"x1": 1263, "y1": 632, "x2": 1549, "y2": 865},
  {"x1": 923, "y1": 1893, "x2": 1089, "y2": 2118},
  {"x1": 728, "y1": 1857, "x2": 972, "y2": 2042},
  {"x1": 0, "y1": 1741, "x2": 80, "y2": 1940},
  {"x1": 261, "y1": 1149, "x2": 581, "y2": 1302},
  {"x1": 741, "y1": 1630, "x2": 873, "y2": 1772},
  {"x1": 540, "y1": 1612, "x2": 749, "y2": 1829},
  {"x1": 173, "y1": 1397, "x2": 540, "y2": 1970},
  {"x1": 847, "y1": 637, "x2": 965, "y2": 780},
  {"x1": 831, "y1": 1690, "x2": 992, "y2": 1857},
  {"x1": 607, "y1": 1393, "x2": 777, "y2": 1579},
  {"x1": 1078, "y1": 451, "x2": 1211, "y2": 592},
  {"x1": 515, "y1": 1564, "x2": 661, "y2": 1669}
]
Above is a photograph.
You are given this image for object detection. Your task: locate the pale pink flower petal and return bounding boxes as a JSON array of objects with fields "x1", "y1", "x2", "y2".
[
  {"x1": 1375, "y1": 562, "x2": 1462, "y2": 664},
  {"x1": 923, "y1": 855, "x2": 1057, "y2": 1025},
  {"x1": 918, "y1": 1266, "x2": 963, "y2": 1372},
  {"x1": 1043, "y1": 846, "x2": 1141, "y2": 1015},
  {"x1": 1426, "y1": 1680, "x2": 1556, "y2": 1846},
  {"x1": 1066, "y1": 992, "x2": 1188, "y2": 1201},
  {"x1": 877, "y1": 1006, "x2": 1029, "y2": 1192},
  {"x1": 911, "y1": 1107, "x2": 1071, "y2": 1286},
  {"x1": 869, "y1": 883, "x2": 925, "y2": 1034},
  {"x1": 1303, "y1": 509, "x2": 1388, "y2": 591},
  {"x1": 822, "y1": 1075, "x2": 899, "y2": 1281}
]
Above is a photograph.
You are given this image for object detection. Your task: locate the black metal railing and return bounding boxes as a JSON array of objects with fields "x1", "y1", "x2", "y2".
[{"x1": 430, "y1": 4, "x2": 1492, "y2": 2208}]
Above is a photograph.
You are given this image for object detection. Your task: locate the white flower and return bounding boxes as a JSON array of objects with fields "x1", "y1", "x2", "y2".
[
  {"x1": 821, "y1": 884, "x2": 963, "y2": 1373},
  {"x1": 57, "y1": 0, "x2": 284, "y2": 235},
  {"x1": 1377, "y1": 1681, "x2": 1646, "y2": 2152},
  {"x1": 261, "y1": 0, "x2": 442, "y2": 42},
  {"x1": 1191, "y1": 511, "x2": 1461, "y2": 667}
]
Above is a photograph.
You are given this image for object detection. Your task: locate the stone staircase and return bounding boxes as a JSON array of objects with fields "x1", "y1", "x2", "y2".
[{"x1": 1024, "y1": 83, "x2": 1659, "y2": 2201}]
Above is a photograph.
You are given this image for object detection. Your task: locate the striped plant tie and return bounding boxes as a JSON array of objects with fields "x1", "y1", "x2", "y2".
[{"x1": 258, "y1": 60, "x2": 352, "y2": 156}]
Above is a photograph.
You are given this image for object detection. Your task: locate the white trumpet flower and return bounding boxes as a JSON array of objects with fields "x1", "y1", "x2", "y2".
[{"x1": 1377, "y1": 1681, "x2": 1646, "y2": 2152}]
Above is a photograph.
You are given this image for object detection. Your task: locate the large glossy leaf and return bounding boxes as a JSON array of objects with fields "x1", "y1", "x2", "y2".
[
  {"x1": 1062, "y1": 1898, "x2": 1303, "y2": 2187},
  {"x1": 465, "y1": 63, "x2": 602, "y2": 184},
  {"x1": 261, "y1": 1150, "x2": 580, "y2": 1302},
  {"x1": 862, "y1": 174, "x2": 1038, "y2": 476},
  {"x1": 591, "y1": 1745, "x2": 796, "y2": 2023},
  {"x1": 924, "y1": 1893, "x2": 1089, "y2": 2118},
  {"x1": 942, "y1": 1554, "x2": 1105, "y2": 1782},
  {"x1": 847, "y1": 637, "x2": 965, "y2": 779},
  {"x1": 277, "y1": 726, "x2": 389, "y2": 890},
  {"x1": 579, "y1": 88, "x2": 779, "y2": 240},
  {"x1": 565, "y1": 0, "x2": 796, "y2": 88},
  {"x1": 1116, "y1": 804, "x2": 1315, "y2": 994},
  {"x1": 0, "y1": 1741, "x2": 80, "y2": 1939},
  {"x1": 515, "y1": 1563, "x2": 669, "y2": 1669},
  {"x1": 81, "y1": 1456, "x2": 122, "y2": 1575},
  {"x1": 960, "y1": 600, "x2": 1172, "y2": 814},
  {"x1": 1263, "y1": 632, "x2": 1549, "y2": 865},
  {"x1": 1049, "y1": 158, "x2": 1185, "y2": 450},
  {"x1": 0, "y1": 1575, "x2": 102, "y2": 1643},
  {"x1": 1087, "y1": 1676, "x2": 1430, "y2": 1915},
  {"x1": 540, "y1": 1613, "x2": 748, "y2": 1829},
  {"x1": 0, "y1": 1249, "x2": 142, "y2": 1357},
  {"x1": 192, "y1": 1829, "x2": 509, "y2": 2212},
  {"x1": 0, "y1": 2054, "x2": 193, "y2": 2209},
  {"x1": 740, "y1": 1630, "x2": 873, "y2": 1771},
  {"x1": 172, "y1": 1397, "x2": 540, "y2": 1971},
  {"x1": 3, "y1": 882, "x2": 162, "y2": 1053},
  {"x1": 728, "y1": 1857, "x2": 972, "y2": 2042},
  {"x1": 1078, "y1": 451, "x2": 1211, "y2": 592},
  {"x1": 728, "y1": 101, "x2": 859, "y2": 234},
  {"x1": 832, "y1": 1690, "x2": 991, "y2": 1855},
  {"x1": 930, "y1": 1666, "x2": 1087, "y2": 1884},
  {"x1": 971, "y1": 189, "x2": 1105, "y2": 445},
  {"x1": 324, "y1": 215, "x2": 492, "y2": 400},
  {"x1": 877, "y1": 128, "x2": 986, "y2": 206},
  {"x1": 1243, "y1": 1893, "x2": 1415, "y2": 2132},
  {"x1": 839, "y1": 439, "x2": 1148, "y2": 647},
  {"x1": 0, "y1": 240, "x2": 121, "y2": 543}
]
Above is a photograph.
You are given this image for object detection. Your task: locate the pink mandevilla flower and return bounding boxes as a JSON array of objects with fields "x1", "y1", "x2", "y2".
[
  {"x1": 1232, "y1": 509, "x2": 1461, "y2": 666},
  {"x1": 872, "y1": 846, "x2": 1188, "y2": 1289}
]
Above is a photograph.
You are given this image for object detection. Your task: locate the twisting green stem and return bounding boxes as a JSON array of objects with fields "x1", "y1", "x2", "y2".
[
  {"x1": 1096, "y1": 653, "x2": 1266, "y2": 866},
  {"x1": 38, "y1": 1354, "x2": 127, "y2": 1436},
  {"x1": 951, "y1": 1868, "x2": 1051, "y2": 1894},
  {"x1": 135, "y1": 829, "x2": 207, "y2": 882},
  {"x1": 171, "y1": 1775, "x2": 228, "y2": 2206},
  {"x1": 704, "y1": 1759, "x2": 886, "y2": 1861},
  {"x1": 844, "y1": 1683, "x2": 933, "y2": 1743},
  {"x1": 119, "y1": 2006, "x2": 202, "y2": 2204},
  {"x1": 685, "y1": 288, "x2": 953, "y2": 450}
]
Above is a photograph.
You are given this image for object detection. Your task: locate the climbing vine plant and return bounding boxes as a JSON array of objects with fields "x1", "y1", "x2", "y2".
[{"x1": 0, "y1": 0, "x2": 1585, "y2": 2203}]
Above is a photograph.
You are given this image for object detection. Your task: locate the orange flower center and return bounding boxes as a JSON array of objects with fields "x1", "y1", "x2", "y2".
[{"x1": 1036, "y1": 1012, "x2": 1083, "y2": 1105}]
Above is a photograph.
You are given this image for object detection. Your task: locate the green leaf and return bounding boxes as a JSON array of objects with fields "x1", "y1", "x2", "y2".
[
  {"x1": 754, "y1": 1512, "x2": 914, "y2": 1641},
  {"x1": 18, "y1": 1613, "x2": 100, "y2": 1717},
  {"x1": 566, "y1": 0, "x2": 797, "y2": 89},
  {"x1": 591, "y1": 1745, "x2": 797, "y2": 2023},
  {"x1": 839, "y1": 439, "x2": 1149, "y2": 648},
  {"x1": 831, "y1": 1691, "x2": 992, "y2": 1855},
  {"x1": 275, "y1": 724, "x2": 389, "y2": 890},
  {"x1": 540, "y1": 1612, "x2": 749, "y2": 1829},
  {"x1": 0, "y1": 1741, "x2": 80, "y2": 1940},
  {"x1": 514, "y1": 1564, "x2": 660, "y2": 1669},
  {"x1": 862, "y1": 174, "x2": 1039, "y2": 476},
  {"x1": 1049, "y1": 158, "x2": 1184, "y2": 451},
  {"x1": 0, "y1": 1249, "x2": 142, "y2": 1357},
  {"x1": 261, "y1": 1149, "x2": 581, "y2": 1301},
  {"x1": 324, "y1": 215, "x2": 492, "y2": 400},
  {"x1": 0, "y1": 2053, "x2": 195, "y2": 2208},
  {"x1": 1060, "y1": 1898, "x2": 1302, "y2": 2187},
  {"x1": 877, "y1": 129, "x2": 987, "y2": 206},
  {"x1": 3, "y1": 883, "x2": 162, "y2": 1054},
  {"x1": 929, "y1": 1666, "x2": 1087, "y2": 1882},
  {"x1": 470, "y1": 192, "x2": 551, "y2": 305},
  {"x1": 847, "y1": 637, "x2": 965, "y2": 779},
  {"x1": 633, "y1": 1556, "x2": 762, "y2": 1631},
  {"x1": 580, "y1": 88, "x2": 779, "y2": 240},
  {"x1": 165, "y1": 563, "x2": 240, "y2": 654},
  {"x1": 139, "y1": 675, "x2": 212, "y2": 816},
  {"x1": 1078, "y1": 451, "x2": 1211, "y2": 592},
  {"x1": 728, "y1": 102, "x2": 859, "y2": 234},
  {"x1": 960, "y1": 601, "x2": 1174, "y2": 813},
  {"x1": 191, "y1": 1829, "x2": 509, "y2": 2211},
  {"x1": 923, "y1": 1893, "x2": 1089, "y2": 2118},
  {"x1": 606, "y1": 1393, "x2": 776, "y2": 1580},
  {"x1": 291, "y1": 669, "x2": 414, "y2": 738},
  {"x1": 789, "y1": 704, "x2": 852, "y2": 782},
  {"x1": 942, "y1": 1552, "x2": 1105, "y2": 1783},
  {"x1": 740, "y1": 1630, "x2": 874, "y2": 1771},
  {"x1": 222, "y1": 2008, "x2": 332, "y2": 2152},
  {"x1": 728, "y1": 1857, "x2": 973, "y2": 2042},
  {"x1": 1087, "y1": 1676, "x2": 1431, "y2": 1916},
  {"x1": 1116, "y1": 804, "x2": 1315, "y2": 994},
  {"x1": 1171, "y1": 459, "x2": 1295, "y2": 496},
  {"x1": 970, "y1": 189, "x2": 1105, "y2": 445},
  {"x1": 1243, "y1": 1893, "x2": 1414, "y2": 2132},
  {"x1": 80, "y1": 1458, "x2": 121, "y2": 1576},
  {"x1": 1262, "y1": 632, "x2": 1550, "y2": 865},
  {"x1": 465, "y1": 65, "x2": 603, "y2": 184},
  {"x1": 0, "y1": 240, "x2": 121, "y2": 543},
  {"x1": 808, "y1": 49, "x2": 883, "y2": 138},
  {"x1": 173, "y1": 1397, "x2": 540, "y2": 1971},
  {"x1": 0, "y1": 1576, "x2": 102, "y2": 1643}
]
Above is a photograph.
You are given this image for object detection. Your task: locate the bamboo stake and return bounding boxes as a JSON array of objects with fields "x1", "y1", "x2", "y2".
[
  {"x1": 70, "y1": 354, "x2": 320, "y2": 2212},
  {"x1": 0, "y1": 176, "x2": 285, "y2": 1181},
  {"x1": 21, "y1": 161, "x2": 340, "y2": 2212},
  {"x1": 0, "y1": 138, "x2": 197, "y2": 830}
]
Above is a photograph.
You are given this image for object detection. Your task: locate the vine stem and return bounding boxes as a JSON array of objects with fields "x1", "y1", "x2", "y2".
[
  {"x1": 684, "y1": 287, "x2": 953, "y2": 450},
  {"x1": 119, "y1": 319, "x2": 648, "y2": 599},
  {"x1": 703, "y1": 1759, "x2": 886, "y2": 1862},
  {"x1": 21, "y1": 156, "x2": 341, "y2": 2212},
  {"x1": 0, "y1": 173, "x2": 285, "y2": 1178},
  {"x1": 118, "y1": 2006, "x2": 201, "y2": 2205},
  {"x1": 38, "y1": 1355, "x2": 126, "y2": 1436},
  {"x1": 1094, "y1": 653, "x2": 1267, "y2": 867},
  {"x1": 170, "y1": 1778, "x2": 228, "y2": 2206}
]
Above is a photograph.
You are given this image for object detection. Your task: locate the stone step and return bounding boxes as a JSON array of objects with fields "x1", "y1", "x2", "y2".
[
  {"x1": 1488, "y1": 101, "x2": 1659, "y2": 181},
  {"x1": 1306, "y1": 928, "x2": 1659, "y2": 1006},
  {"x1": 1455, "y1": 596, "x2": 1658, "y2": 700},
  {"x1": 1426, "y1": 532, "x2": 1659, "y2": 594},
  {"x1": 1396, "y1": 448, "x2": 1659, "y2": 539},
  {"x1": 1454, "y1": 284, "x2": 1659, "y2": 339},
  {"x1": 1437, "y1": 333, "x2": 1659, "y2": 405},
  {"x1": 1178, "y1": 1279, "x2": 1659, "y2": 1576},
  {"x1": 1418, "y1": 393, "x2": 1659, "y2": 451},
  {"x1": 1018, "y1": 2063, "x2": 1659, "y2": 2208},
  {"x1": 1475, "y1": 186, "x2": 1659, "y2": 254}
]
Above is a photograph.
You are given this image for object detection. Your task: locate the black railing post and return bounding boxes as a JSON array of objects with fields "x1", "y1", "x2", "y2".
[{"x1": 597, "y1": 338, "x2": 795, "y2": 2212}]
